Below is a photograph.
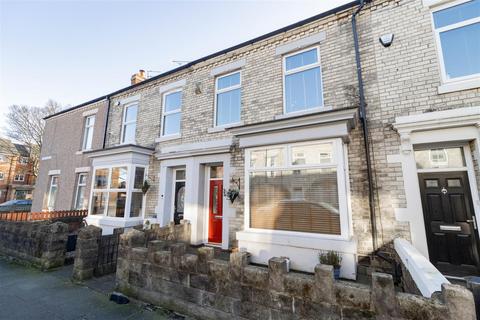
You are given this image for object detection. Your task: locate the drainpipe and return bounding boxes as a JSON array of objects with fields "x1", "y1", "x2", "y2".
[
  {"x1": 102, "y1": 96, "x2": 111, "y2": 149},
  {"x1": 352, "y1": 0, "x2": 378, "y2": 252}
]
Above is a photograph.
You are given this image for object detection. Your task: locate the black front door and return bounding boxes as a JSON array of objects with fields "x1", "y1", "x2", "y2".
[
  {"x1": 174, "y1": 181, "x2": 185, "y2": 225},
  {"x1": 419, "y1": 171, "x2": 480, "y2": 276}
]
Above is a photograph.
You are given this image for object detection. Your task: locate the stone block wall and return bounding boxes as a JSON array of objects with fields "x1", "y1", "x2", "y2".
[
  {"x1": 0, "y1": 220, "x2": 68, "y2": 270},
  {"x1": 73, "y1": 221, "x2": 191, "y2": 281},
  {"x1": 116, "y1": 229, "x2": 476, "y2": 320}
]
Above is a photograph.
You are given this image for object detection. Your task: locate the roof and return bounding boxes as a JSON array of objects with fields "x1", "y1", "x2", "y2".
[
  {"x1": 0, "y1": 138, "x2": 29, "y2": 157},
  {"x1": 44, "y1": 0, "x2": 358, "y2": 121}
]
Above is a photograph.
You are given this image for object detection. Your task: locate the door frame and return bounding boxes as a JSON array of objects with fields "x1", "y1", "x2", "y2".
[
  {"x1": 171, "y1": 168, "x2": 186, "y2": 223},
  {"x1": 204, "y1": 164, "x2": 224, "y2": 247},
  {"x1": 418, "y1": 169, "x2": 480, "y2": 273},
  {"x1": 391, "y1": 108, "x2": 480, "y2": 260}
]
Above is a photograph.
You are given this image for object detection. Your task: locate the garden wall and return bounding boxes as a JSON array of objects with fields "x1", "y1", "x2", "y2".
[
  {"x1": 116, "y1": 229, "x2": 476, "y2": 320},
  {"x1": 0, "y1": 220, "x2": 68, "y2": 270},
  {"x1": 73, "y1": 221, "x2": 190, "y2": 281}
]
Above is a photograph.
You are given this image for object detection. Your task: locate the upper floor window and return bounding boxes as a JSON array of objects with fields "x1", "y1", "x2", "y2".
[
  {"x1": 0, "y1": 154, "x2": 5, "y2": 162},
  {"x1": 82, "y1": 115, "x2": 95, "y2": 150},
  {"x1": 0, "y1": 172, "x2": 4, "y2": 180},
  {"x1": 162, "y1": 90, "x2": 182, "y2": 136},
  {"x1": 432, "y1": 0, "x2": 480, "y2": 82},
  {"x1": 121, "y1": 104, "x2": 138, "y2": 144},
  {"x1": 14, "y1": 174, "x2": 25, "y2": 182},
  {"x1": 283, "y1": 47, "x2": 324, "y2": 114},
  {"x1": 215, "y1": 71, "x2": 241, "y2": 126},
  {"x1": 19, "y1": 157, "x2": 29, "y2": 165}
]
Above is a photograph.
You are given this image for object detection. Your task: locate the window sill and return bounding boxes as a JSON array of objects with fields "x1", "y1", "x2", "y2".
[
  {"x1": 274, "y1": 106, "x2": 332, "y2": 120},
  {"x1": 155, "y1": 134, "x2": 181, "y2": 143},
  {"x1": 207, "y1": 121, "x2": 244, "y2": 133},
  {"x1": 438, "y1": 77, "x2": 480, "y2": 94}
]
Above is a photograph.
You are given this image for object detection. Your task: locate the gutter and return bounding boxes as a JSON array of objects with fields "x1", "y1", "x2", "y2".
[
  {"x1": 351, "y1": 0, "x2": 378, "y2": 252},
  {"x1": 102, "y1": 96, "x2": 111, "y2": 149}
]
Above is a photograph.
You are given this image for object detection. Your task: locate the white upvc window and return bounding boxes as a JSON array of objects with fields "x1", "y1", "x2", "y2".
[
  {"x1": 283, "y1": 46, "x2": 324, "y2": 114},
  {"x1": 90, "y1": 165, "x2": 146, "y2": 219},
  {"x1": 47, "y1": 175, "x2": 59, "y2": 211},
  {"x1": 74, "y1": 173, "x2": 88, "y2": 210},
  {"x1": 0, "y1": 172, "x2": 4, "y2": 180},
  {"x1": 215, "y1": 71, "x2": 241, "y2": 127},
  {"x1": 121, "y1": 104, "x2": 138, "y2": 144},
  {"x1": 245, "y1": 138, "x2": 350, "y2": 240},
  {"x1": 0, "y1": 154, "x2": 5, "y2": 162},
  {"x1": 161, "y1": 89, "x2": 182, "y2": 137},
  {"x1": 431, "y1": 0, "x2": 480, "y2": 83},
  {"x1": 82, "y1": 115, "x2": 95, "y2": 150},
  {"x1": 14, "y1": 174, "x2": 25, "y2": 182}
]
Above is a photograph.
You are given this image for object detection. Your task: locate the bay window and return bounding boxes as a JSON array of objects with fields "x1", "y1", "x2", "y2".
[
  {"x1": 283, "y1": 47, "x2": 324, "y2": 114},
  {"x1": 246, "y1": 139, "x2": 348, "y2": 237},
  {"x1": 432, "y1": 0, "x2": 480, "y2": 82},
  {"x1": 90, "y1": 165, "x2": 146, "y2": 218}
]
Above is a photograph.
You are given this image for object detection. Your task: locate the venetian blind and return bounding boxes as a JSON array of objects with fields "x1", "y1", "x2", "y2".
[{"x1": 249, "y1": 168, "x2": 340, "y2": 235}]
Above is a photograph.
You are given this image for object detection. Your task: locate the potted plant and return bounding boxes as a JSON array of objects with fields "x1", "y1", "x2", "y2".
[
  {"x1": 142, "y1": 180, "x2": 151, "y2": 194},
  {"x1": 319, "y1": 250, "x2": 342, "y2": 279}
]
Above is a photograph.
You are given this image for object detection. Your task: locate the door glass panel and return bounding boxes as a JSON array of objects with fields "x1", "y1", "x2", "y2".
[
  {"x1": 426, "y1": 179, "x2": 439, "y2": 188},
  {"x1": 176, "y1": 186, "x2": 185, "y2": 212},
  {"x1": 447, "y1": 179, "x2": 462, "y2": 187},
  {"x1": 212, "y1": 185, "x2": 218, "y2": 214},
  {"x1": 414, "y1": 147, "x2": 466, "y2": 169}
]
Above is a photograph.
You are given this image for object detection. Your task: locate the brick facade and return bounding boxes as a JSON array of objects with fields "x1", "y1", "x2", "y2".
[{"x1": 36, "y1": 0, "x2": 480, "y2": 273}]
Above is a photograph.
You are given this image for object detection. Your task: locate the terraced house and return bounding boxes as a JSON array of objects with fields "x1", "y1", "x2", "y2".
[{"x1": 33, "y1": 0, "x2": 480, "y2": 281}]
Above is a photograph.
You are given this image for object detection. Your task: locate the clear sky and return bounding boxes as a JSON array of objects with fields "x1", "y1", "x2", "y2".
[{"x1": 0, "y1": 0, "x2": 352, "y2": 126}]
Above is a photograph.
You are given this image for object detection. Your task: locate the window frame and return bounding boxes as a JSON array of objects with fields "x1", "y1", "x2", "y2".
[
  {"x1": 0, "y1": 154, "x2": 5, "y2": 162},
  {"x1": 14, "y1": 174, "x2": 25, "y2": 182},
  {"x1": 74, "y1": 173, "x2": 88, "y2": 210},
  {"x1": 214, "y1": 70, "x2": 242, "y2": 128},
  {"x1": 244, "y1": 138, "x2": 350, "y2": 240},
  {"x1": 89, "y1": 164, "x2": 147, "y2": 219},
  {"x1": 0, "y1": 172, "x2": 4, "y2": 180},
  {"x1": 120, "y1": 103, "x2": 138, "y2": 144},
  {"x1": 282, "y1": 46, "x2": 325, "y2": 115},
  {"x1": 82, "y1": 115, "x2": 95, "y2": 150},
  {"x1": 161, "y1": 88, "x2": 183, "y2": 137},
  {"x1": 47, "y1": 175, "x2": 59, "y2": 211},
  {"x1": 430, "y1": 0, "x2": 480, "y2": 83}
]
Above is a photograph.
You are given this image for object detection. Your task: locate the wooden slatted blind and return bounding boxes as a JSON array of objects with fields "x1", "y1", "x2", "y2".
[{"x1": 250, "y1": 168, "x2": 340, "y2": 235}]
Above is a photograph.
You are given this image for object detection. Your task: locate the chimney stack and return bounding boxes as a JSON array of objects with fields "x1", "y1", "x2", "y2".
[{"x1": 131, "y1": 69, "x2": 146, "y2": 85}]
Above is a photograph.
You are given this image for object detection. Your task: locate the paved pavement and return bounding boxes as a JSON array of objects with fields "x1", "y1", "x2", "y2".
[{"x1": 0, "y1": 258, "x2": 183, "y2": 320}]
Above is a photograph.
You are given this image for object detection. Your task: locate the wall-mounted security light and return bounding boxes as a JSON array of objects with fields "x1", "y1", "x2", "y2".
[{"x1": 379, "y1": 33, "x2": 394, "y2": 47}]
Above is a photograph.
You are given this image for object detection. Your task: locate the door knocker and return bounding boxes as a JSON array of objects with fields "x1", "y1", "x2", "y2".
[{"x1": 441, "y1": 187, "x2": 448, "y2": 195}]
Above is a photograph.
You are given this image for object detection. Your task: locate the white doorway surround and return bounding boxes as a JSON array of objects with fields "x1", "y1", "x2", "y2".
[
  {"x1": 155, "y1": 139, "x2": 235, "y2": 250},
  {"x1": 390, "y1": 107, "x2": 480, "y2": 258}
]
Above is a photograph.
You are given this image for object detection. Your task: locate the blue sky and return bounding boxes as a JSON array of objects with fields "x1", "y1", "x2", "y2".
[{"x1": 0, "y1": 0, "x2": 351, "y2": 126}]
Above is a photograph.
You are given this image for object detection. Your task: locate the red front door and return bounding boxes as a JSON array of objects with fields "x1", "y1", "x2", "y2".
[{"x1": 208, "y1": 179, "x2": 223, "y2": 244}]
